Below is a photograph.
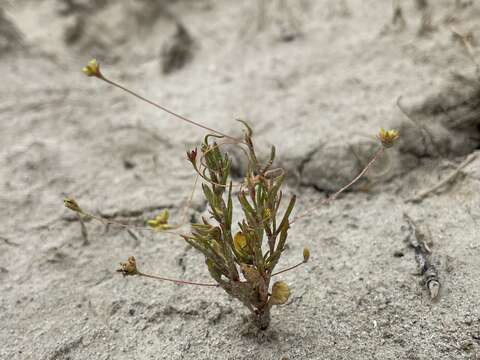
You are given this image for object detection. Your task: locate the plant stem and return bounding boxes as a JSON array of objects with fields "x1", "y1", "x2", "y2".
[
  {"x1": 253, "y1": 306, "x2": 271, "y2": 330},
  {"x1": 138, "y1": 272, "x2": 219, "y2": 287},
  {"x1": 291, "y1": 145, "x2": 385, "y2": 224},
  {"x1": 77, "y1": 209, "x2": 186, "y2": 237},
  {"x1": 179, "y1": 173, "x2": 199, "y2": 225},
  {"x1": 271, "y1": 261, "x2": 305, "y2": 277},
  {"x1": 99, "y1": 75, "x2": 239, "y2": 142}
]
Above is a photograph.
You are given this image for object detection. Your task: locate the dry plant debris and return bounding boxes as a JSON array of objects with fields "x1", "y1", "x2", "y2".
[
  {"x1": 403, "y1": 213, "x2": 440, "y2": 300},
  {"x1": 407, "y1": 153, "x2": 477, "y2": 203}
]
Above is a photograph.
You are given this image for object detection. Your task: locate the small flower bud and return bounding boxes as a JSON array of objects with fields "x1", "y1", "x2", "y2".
[
  {"x1": 270, "y1": 281, "x2": 291, "y2": 305},
  {"x1": 186, "y1": 148, "x2": 198, "y2": 164},
  {"x1": 378, "y1": 128, "x2": 400, "y2": 148},
  {"x1": 64, "y1": 197, "x2": 82, "y2": 213},
  {"x1": 117, "y1": 256, "x2": 138, "y2": 276},
  {"x1": 303, "y1": 247, "x2": 310, "y2": 263},
  {"x1": 82, "y1": 59, "x2": 102, "y2": 77}
]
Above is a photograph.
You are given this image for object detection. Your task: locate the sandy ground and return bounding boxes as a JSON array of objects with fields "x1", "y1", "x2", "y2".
[{"x1": 1, "y1": 1, "x2": 480, "y2": 359}]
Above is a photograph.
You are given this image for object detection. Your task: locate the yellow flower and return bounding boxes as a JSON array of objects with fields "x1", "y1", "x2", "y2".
[
  {"x1": 147, "y1": 209, "x2": 171, "y2": 231},
  {"x1": 378, "y1": 128, "x2": 400, "y2": 148},
  {"x1": 233, "y1": 232, "x2": 254, "y2": 264},
  {"x1": 82, "y1": 59, "x2": 101, "y2": 77},
  {"x1": 270, "y1": 281, "x2": 291, "y2": 305},
  {"x1": 233, "y1": 232, "x2": 252, "y2": 256}
]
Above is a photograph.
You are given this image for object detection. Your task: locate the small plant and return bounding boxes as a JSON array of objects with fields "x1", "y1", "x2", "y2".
[
  {"x1": 183, "y1": 123, "x2": 303, "y2": 329},
  {"x1": 66, "y1": 59, "x2": 399, "y2": 330}
]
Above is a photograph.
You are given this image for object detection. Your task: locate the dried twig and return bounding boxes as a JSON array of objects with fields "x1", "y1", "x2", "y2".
[
  {"x1": 403, "y1": 213, "x2": 440, "y2": 299},
  {"x1": 126, "y1": 229, "x2": 140, "y2": 246},
  {"x1": 407, "y1": 153, "x2": 476, "y2": 203}
]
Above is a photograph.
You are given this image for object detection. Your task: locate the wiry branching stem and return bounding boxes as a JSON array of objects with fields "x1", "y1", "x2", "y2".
[
  {"x1": 99, "y1": 75, "x2": 240, "y2": 142},
  {"x1": 291, "y1": 146, "x2": 385, "y2": 224},
  {"x1": 70, "y1": 207, "x2": 186, "y2": 237},
  {"x1": 138, "y1": 272, "x2": 219, "y2": 287},
  {"x1": 117, "y1": 256, "x2": 219, "y2": 287},
  {"x1": 271, "y1": 260, "x2": 305, "y2": 277}
]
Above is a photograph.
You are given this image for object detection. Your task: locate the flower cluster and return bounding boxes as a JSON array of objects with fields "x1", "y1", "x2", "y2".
[
  {"x1": 82, "y1": 59, "x2": 102, "y2": 78},
  {"x1": 378, "y1": 128, "x2": 400, "y2": 148}
]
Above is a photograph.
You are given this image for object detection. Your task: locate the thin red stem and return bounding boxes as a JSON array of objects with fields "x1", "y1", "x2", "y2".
[
  {"x1": 271, "y1": 261, "x2": 305, "y2": 277},
  {"x1": 100, "y1": 75, "x2": 239, "y2": 142},
  {"x1": 291, "y1": 146, "x2": 385, "y2": 224},
  {"x1": 139, "y1": 272, "x2": 219, "y2": 287}
]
